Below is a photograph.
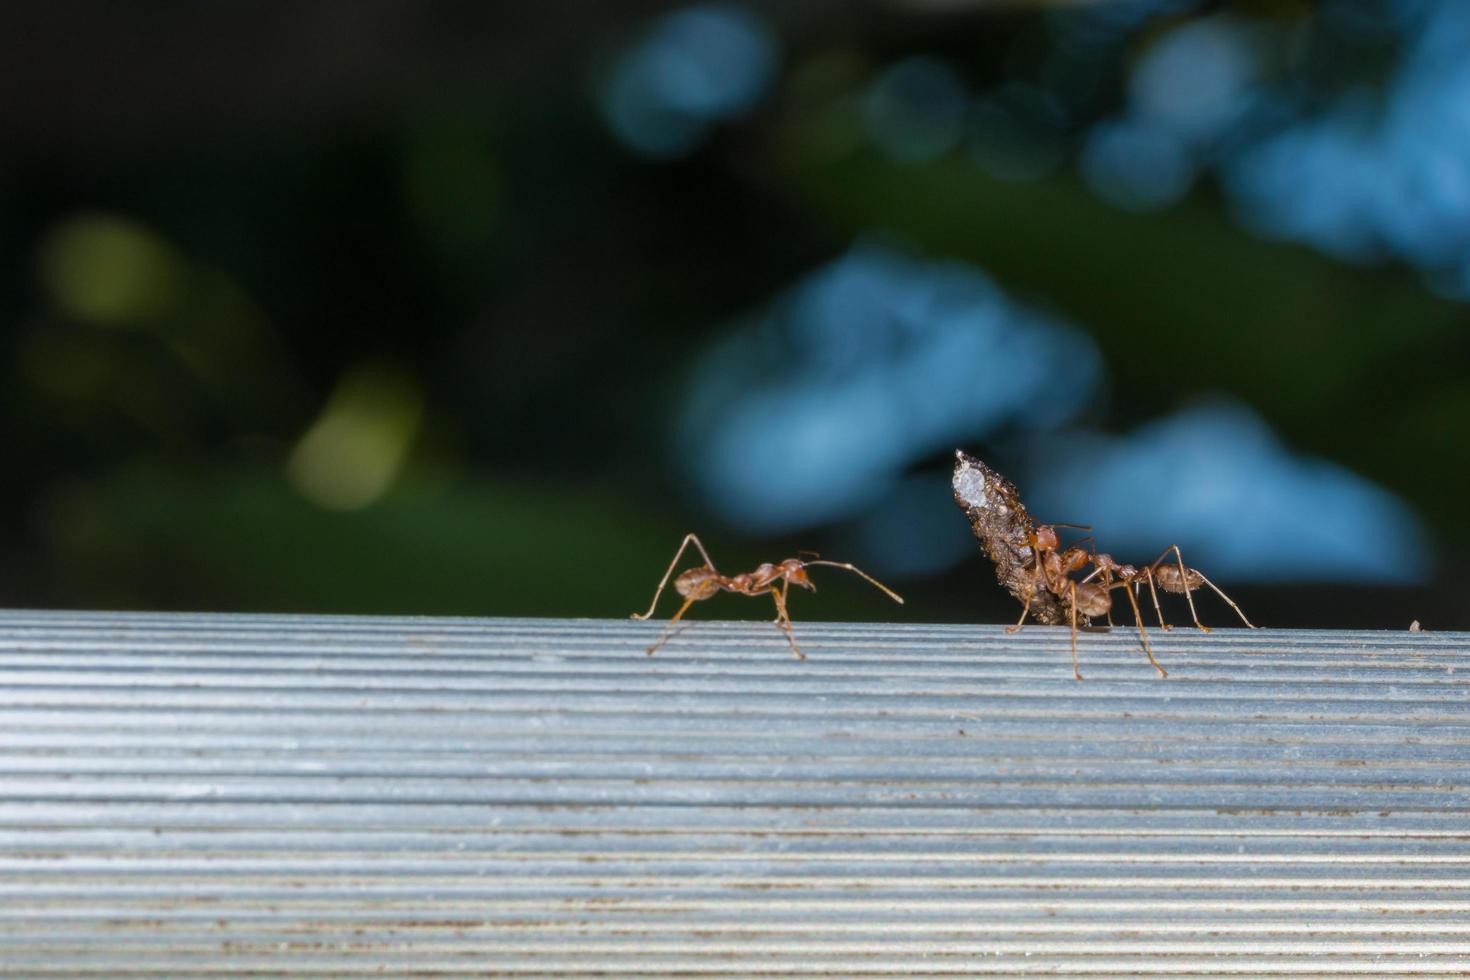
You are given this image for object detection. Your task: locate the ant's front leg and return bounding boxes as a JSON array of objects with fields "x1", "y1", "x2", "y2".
[
  {"x1": 1068, "y1": 581, "x2": 1082, "y2": 682},
  {"x1": 769, "y1": 586, "x2": 806, "y2": 660}
]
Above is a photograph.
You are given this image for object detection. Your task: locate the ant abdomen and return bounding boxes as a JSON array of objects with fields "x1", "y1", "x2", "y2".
[
  {"x1": 674, "y1": 567, "x2": 722, "y2": 600},
  {"x1": 1071, "y1": 582, "x2": 1112, "y2": 619},
  {"x1": 1154, "y1": 563, "x2": 1204, "y2": 594}
]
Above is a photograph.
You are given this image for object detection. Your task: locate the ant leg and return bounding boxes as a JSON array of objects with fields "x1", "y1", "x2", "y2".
[
  {"x1": 1193, "y1": 568, "x2": 1258, "y2": 629},
  {"x1": 1004, "y1": 589, "x2": 1035, "y2": 634},
  {"x1": 1164, "y1": 545, "x2": 1209, "y2": 633},
  {"x1": 1022, "y1": 530, "x2": 1053, "y2": 593},
  {"x1": 1006, "y1": 536, "x2": 1055, "y2": 636},
  {"x1": 1142, "y1": 569, "x2": 1170, "y2": 631},
  {"x1": 771, "y1": 580, "x2": 789, "y2": 624},
  {"x1": 1068, "y1": 581, "x2": 1082, "y2": 681},
  {"x1": 1079, "y1": 539, "x2": 1112, "y2": 627},
  {"x1": 1078, "y1": 564, "x2": 1115, "y2": 626},
  {"x1": 632, "y1": 533, "x2": 716, "y2": 621},
  {"x1": 647, "y1": 597, "x2": 697, "y2": 655},
  {"x1": 770, "y1": 586, "x2": 805, "y2": 660},
  {"x1": 1119, "y1": 578, "x2": 1166, "y2": 678}
]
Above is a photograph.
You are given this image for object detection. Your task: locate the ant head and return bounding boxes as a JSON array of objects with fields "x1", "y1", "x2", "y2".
[
  {"x1": 674, "y1": 566, "x2": 722, "y2": 600},
  {"x1": 1032, "y1": 526, "x2": 1060, "y2": 551},
  {"x1": 783, "y1": 559, "x2": 817, "y2": 591}
]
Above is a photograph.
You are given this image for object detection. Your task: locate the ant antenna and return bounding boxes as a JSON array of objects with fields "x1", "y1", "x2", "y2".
[{"x1": 802, "y1": 560, "x2": 905, "y2": 605}]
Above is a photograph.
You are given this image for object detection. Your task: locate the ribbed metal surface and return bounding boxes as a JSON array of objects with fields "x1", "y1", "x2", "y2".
[{"x1": 1, "y1": 610, "x2": 1467, "y2": 975}]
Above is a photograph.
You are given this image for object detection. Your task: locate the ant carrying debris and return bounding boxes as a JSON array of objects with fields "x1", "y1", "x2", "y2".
[
  {"x1": 951, "y1": 449, "x2": 1257, "y2": 679},
  {"x1": 631, "y1": 533, "x2": 904, "y2": 658}
]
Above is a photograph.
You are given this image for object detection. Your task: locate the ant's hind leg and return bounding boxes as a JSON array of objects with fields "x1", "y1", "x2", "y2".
[
  {"x1": 647, "y1": 597, "x2": 696, "y2": 655},
  {"x1": 1195, "y1": 569, "x2": 1258, "y2": 629},
  {"x1": 770, "y1": 588, "x2": 805, "y2": 660},
  {"x1": 633, "y1": 533, "x2": 717, "y2": 621},
  {"x1": 1165, "y1": 545, "x2": 1210, "y2": 633}
]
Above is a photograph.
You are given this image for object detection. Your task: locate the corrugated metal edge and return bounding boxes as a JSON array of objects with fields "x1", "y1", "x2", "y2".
[{"x1": 0, "y1": 612, "x2": 1467, "y2": 975}]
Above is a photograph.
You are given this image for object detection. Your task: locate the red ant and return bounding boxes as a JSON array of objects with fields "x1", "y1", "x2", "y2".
[
  {"x1": 953, "y1": 450, "x2": 1257, "y2": 681},
  {"x1": 1006, "y1": 525, "x2": 1129, "y2": 680},
  {"x1": 1006, "y1": 523, "x2": 1093, "y2": 629},
  {"x1": 631, "y1": 533, "x2": 904, "y2": 658},
  {"x1": 1067, "y1": 546, "x2": 1256, "y2": 680},
  {"x1": 1083, "y1": 546, "x2": 1256, "y2": 635}
]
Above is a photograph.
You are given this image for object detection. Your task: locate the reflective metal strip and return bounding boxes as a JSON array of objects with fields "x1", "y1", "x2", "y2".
[{"x1": 0, "y1": 611, "x2": 1467, "y2": 975}]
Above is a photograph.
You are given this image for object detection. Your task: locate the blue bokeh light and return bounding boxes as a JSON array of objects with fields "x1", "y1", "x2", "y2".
[
  {"x1": 863, "y1": 57, "x2": 969, "y2": 163},
  {"x1": 1020, "y1": 401, "x2": 1429, "y2": 583},
  {"x1": 1216, "y1": 1, "x2": 1470, "y2": 286},
  {"x1": 1077, "y1": 14, "x2": 1265, "y2": 212},
  {"x1": 1128, "y1": 16, "x2": 1265, "y2": 150},
  {"x1": 850, "y1": 472, "x2": 981, "y2": 578},
  {"x1": 1042, "y1": 0, "x2": 1470, "y2": 291},
  {"x1": 678, "y1": 244, "x2": 1103, "y2": 537},
  {"x1": 600, "y1": 4, "x2": 778, "y2": 160},
  {"x1": 1081, "y1": 117, "x2": 1196, "y2": 211},
  {"x1": 674, "y1": 247, "x2": 1428, "y2": 584}
]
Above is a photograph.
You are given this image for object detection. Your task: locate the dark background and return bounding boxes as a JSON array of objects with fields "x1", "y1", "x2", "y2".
[{"x1": 1, "y1": 0, "x2": 1466, "y2": 629}]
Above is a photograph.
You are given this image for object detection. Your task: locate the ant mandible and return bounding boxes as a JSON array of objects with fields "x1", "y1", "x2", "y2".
[{"x1": 631, "y1": 533, "x2": 904, "y2": 659}]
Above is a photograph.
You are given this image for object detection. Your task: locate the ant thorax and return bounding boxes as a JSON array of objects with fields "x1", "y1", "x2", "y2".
[{"x1": 951, "y1": 450, "x2": 1072, "y2": 626}]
